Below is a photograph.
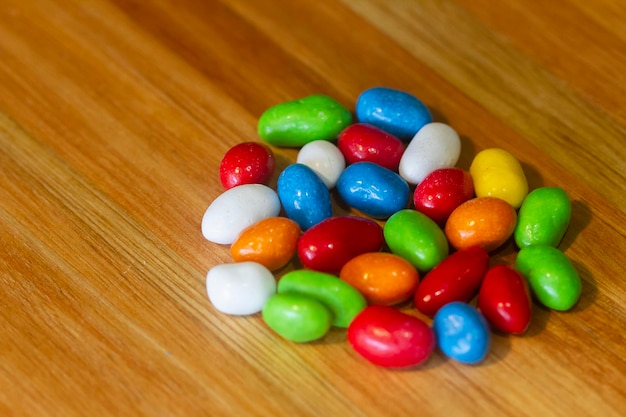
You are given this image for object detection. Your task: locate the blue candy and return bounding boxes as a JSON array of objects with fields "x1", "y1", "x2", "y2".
[
  {"x1": 277, "y1": 164, "x2": 332, "y2": 230},
  {"x1": 356, "y1": 87, "x2": 432, "y2": 141},
  {"x1": 433, "y1": 302, "x2": 491, "y2": 365},
  {"x1": 336, "y1": 162, "x2": 409, "y2": 219}
]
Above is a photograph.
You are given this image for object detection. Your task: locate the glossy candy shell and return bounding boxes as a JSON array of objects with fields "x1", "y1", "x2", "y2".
[
  {"x1": 414, "y1": 168, "x2": 474, "y2": 224},
  {"x1": 219, "y1": 142, "x2": 275, "y2": 190},
  {"x1": 262, "y1": 293, "x2": 332, "y2": 343},
  {"x1": 337, "y1": 123, "x2": 405, "y2": 171}
]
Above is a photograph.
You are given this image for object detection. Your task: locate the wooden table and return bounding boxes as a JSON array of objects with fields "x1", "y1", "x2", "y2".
[{"x1": 1, "y1": 1, "x2": 624, "y2": 416}]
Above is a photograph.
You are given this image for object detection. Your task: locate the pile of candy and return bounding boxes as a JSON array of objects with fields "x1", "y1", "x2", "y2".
[{"x1": 202, "y1": 87, "x2": 581, "y2": 368}]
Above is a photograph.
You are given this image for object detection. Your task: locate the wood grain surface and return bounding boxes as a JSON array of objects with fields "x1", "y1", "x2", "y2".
[{"x1": 1, "y1": 1, "x2": 624, "y2": 416}]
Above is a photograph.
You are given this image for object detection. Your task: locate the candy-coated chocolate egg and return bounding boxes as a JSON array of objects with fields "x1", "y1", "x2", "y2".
[
  {"x1": 478, "y1": 265, "x2": 532, "y2": 334},
  {"x1": 514, "y1": 187, "x2": 571, "y2": 248},
  {"x1": 337, "y1": 123, "x2": 405, "y2": 171},
  {"x1": 348, "y1": 305, "x2": 435, "y2": 368},
  {"x1": 262, "y1": 293, "x2": 332, "y2": 343},
  {"x1": 414, "y1": 168, "x2": 474, "y2": 224},
  {"x1": 296, "y1": 140, "x2": 346, "y2": 189},
  {"x1": 230, "y1": 217, "x2": 301, "y2": 271},
  {"x1": 433, "y1": 302, "x2": 491, "y2": 365},
  {"x1": 445, "y1": 197, "x2": 517, "y2": 252},
  {"x1": 219, "y1": 142, "x2": 276, "y2": 190},
  {"x1": 470, "y1": 148, "x2": 528, "y2": 209},
  {"x1": 340, "y1": 252, "x2": 419, "y2": 306},
  {"x1": 415, "y1": 246, "x2": 489, "y2": 316},
  {"x1": 297, "y1": 216, "x2": 384, "y2": 273}
]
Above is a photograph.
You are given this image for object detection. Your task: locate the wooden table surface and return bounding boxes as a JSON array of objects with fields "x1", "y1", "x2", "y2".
[{"x1": 1, "y1": 1, "x2": 625, "y2": 416}]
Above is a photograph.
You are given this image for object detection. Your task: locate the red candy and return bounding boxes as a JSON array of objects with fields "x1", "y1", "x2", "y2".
[
  {"x1": 219, "y1": 142, "x2": 276, "y2": 189},
  {"x1": 414, "y1": 246, "x2": 489, "y2": 316},
  {"x1": 478, "y1": 265, "x2": 532, "y2": 334},
  {"x1": 337, "y1": 123, "x2": 405, "y2": 171},
  {"x1": 413, "y1": 168, "x2": 474, "y2": 224},
  {"x1": 297, "y1": 215, "x2": 384, "y2": 273},
  {"x1": 348, "y1": 305, "x2": 435, "y2": 368}
]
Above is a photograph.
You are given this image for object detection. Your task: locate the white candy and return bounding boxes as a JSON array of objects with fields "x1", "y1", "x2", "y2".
[
  {"x1": 399, "y1": 122, "x2": 461, "y2": 185},
  {"x1": 296, "y1": 140, "x2": 346, "y2": 189},
  {"x1": 206, "y1": 262, "x2": 276, "y2": 315},
  {"x1": 201, "y1": 184, "x2": 280, "y2": 244}
]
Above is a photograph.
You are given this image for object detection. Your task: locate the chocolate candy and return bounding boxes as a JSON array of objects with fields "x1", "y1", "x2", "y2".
[
  {"x1": 514, "y1": 187, "x2": 571, "y2": 248},
  {"x1": 296, "y1": 140, "x2": 346, "y2": 189},
  {"x1": 219, "y1": 142, "x2": 275, "y2": 190},
  {"x1": 433, "y1": 302, "x2": 491, "y2": 365},
  {"x1": 384, "y1": 209, "x2": 449, "y2": 272},
  {"x1": 414, "y1": 168, "x2": 474, "y2": 224},
  {"x1": 356, "y1": 87, "x2": 432, "y2": 140},
  {"x1": 277, "y1": 163, "x2": 333, "y2": 230},
  {"x1": 337, "y1": 123, "x2": 405, "y2": 171},
  {"x1": 516, "y1": 245, "x2": 582, "y2": 311},
  {"x1": 258, "y1": 94, "x2": 352, "y2": 147},
  {"x1": 348, "y1": 305, "x2": 435, "y2": 368},
  {"x1": 263, "y1": 293, "x2": 332, "y2": 343},
  {"x1": 336, "y1": 162, "x2": 410, "y2": 218},
  {"x1": 399, "y1": 122, "x2": 462, "y2": 185},
  {"x1": 297, "y1": 216, "x2": 384, "y2": 273},
  {"x1": 470, "y1": 148, "x2": 528, "y2": 209}
]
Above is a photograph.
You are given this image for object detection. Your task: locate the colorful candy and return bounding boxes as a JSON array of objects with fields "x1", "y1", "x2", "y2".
[
  {"x1": 433, "y1": 302, "x2": 491, "y2": 365},
  {"x1": 258, "y1": 94, "x2": 352, "y2": 147},
  {"x1": 219, "y1": 142, "x2": 276, "y2": 190},
  {"x1": 516, "y1": 245, "x2": 582, "y2": 311},
  {"x1": 201, "y1": 184, "x2": 281, "y2": 244},
  {"x1": 414, "y1": 246, "x2": 489, "y2": 316},
  {"x1": 336, "y1": 162, "x2": 410, "y2": 218},
  {"x1": 348, "y1": 305, "x2": 435, "y2": 368},
  {"x1": 230, "y1": 217, "x2": 301, "y2": 271},
  {"x1": 470, "y1": 148, "x2": 528, "y2": 209},
  {"x1": 297, "y1": 216, "x2": 384, "y2": 273},
  {"x1": 277, "y1": 270, "x2": 367, "y2": 328},
  {"x1": 478, "y1": 265, "x2": 532, "y2": 334},
  {"x1": 355, "y1": 87, "x2": 432, "y2": 140},
  {"x1": 514, "y1": 187, "x2": 571, "y2": 248},
  {"x1": 384, "y1": 209, "x2": 449, "y2": 272},
  {"x1": 340, "y1": 252, "x2": 419, "y2": 306},
  {"x1": 263, "y1": 293, "x2": 332, "y2": 342},
  {"x1": 337, "y1": 123, "x2": 405, "y2": 171},
  {"x1": 277, "y1": 163, "x2": 333, "y2": 230},
  {"x1": 398, "y1": 122, "x2": 462, "y2": 185},
  {"x1": 296, "y1": 140, "x2": 346, "y2": 189},
  {"x1": 413, "y1": 168, "x2": 474, "y2": 224},
  {"x1": 445, "y1": 197, "x2": 517, "y2": 252},
  {"x1": 206, "y1": 262, "x2": 276, "y2": 315}
]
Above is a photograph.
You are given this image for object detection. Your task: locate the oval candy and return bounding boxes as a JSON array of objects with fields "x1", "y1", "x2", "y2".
[
  {"x1": 296, "y1": 140, "x2": 346, "y2": 189},
  {"x1": 433, "y1": 302, "x2": 491, "y2": 365},
  {"x1": 355, "y1": 87, "x2": 432, "y2": 140},
  {"x1": 398, "y1": 122, "x2": 461, "y2": 185},
  {"x1": 383, "y1": 209, "x2": 449, "y2": 272},
  {"x1": 337, "y1": 123, "x2": 405, "y2": 171},
  {"x1": 277, "y1": 270, "x2": 367, "y2": 328},
  {"x1": 515, "y1": 245, "x2": 582, "y2": 311},
  {"x1": 297, "y1": 216, "x2": 384, "y2": 273},
  {"x1": 262, "y1": 293, "x2": 332, "y2": 343},
  {"x1": 277, "y1": 163, "x2": 333, "y2": 230},
  {"x1": 206, "y1": 262, "x2": 276, "y2": 315},
  {"x1": 414, "y1": 246, "x2": 489, "y2": 316},
  {"x1": 340, "y1": 252, "x2": 419, "y2": 306},
  {"x1": 514, "y1": 186, "x2": 571, "y2": 248},
  {"x1": 470, "y1": 148, "x2": 528, "y2": 209},
  {"x1": 336, "y1": 162, "x2": 410, "y2": 218},
  {"x1": 348, "y1": 305, "x2": 435, "y2": 368},
  {"x1": 201, "y1": 184, "x2": 281, "y2": 244},
  {"x1": 258, "y1": 94, "x2": 352, "y2": 147},
  {"x1": 230, "y1": 217, "x2": 301, "y2": 271},
  {"x1": 414, "y1": 168, "x2": 474, "y2": 224},
  {"x1": 219, "y1": 142, "x2": 276, "y2": 190}
]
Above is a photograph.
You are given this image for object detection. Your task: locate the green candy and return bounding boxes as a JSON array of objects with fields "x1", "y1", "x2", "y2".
[
  {"x1": 383, "y1": 209, "x2": 449, "y2": 272},
  {"x1": 516, "y1": 245, "x2": 581, "y2": 311},
  {"x1": 515, "y1": 187, "x2": 571, "y2": 248},
  {"x1": 262, "y1": 293, "x2": 332, "y2": 343},
  {"x1": 257, "y1": 94, "x2": 352, "y2": 147},
  {"x1": 277, "y1": 270, "x2": 366, "y2": 328}
]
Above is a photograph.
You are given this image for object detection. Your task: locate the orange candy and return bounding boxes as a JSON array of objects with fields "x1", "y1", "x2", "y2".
[
  {"x1": 339, "y1": 252, "x2": 419, "y2": 306},
  {"x1": 231, "y1": 217, "x2": 301, "y2": 271},
  {"x1": 444, "y1": 197, "x2": 517, "y2": 252}
]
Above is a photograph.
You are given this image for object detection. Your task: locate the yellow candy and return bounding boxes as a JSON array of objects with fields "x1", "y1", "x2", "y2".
[{"x1": 469, "y1": 148, "x2": 528, "y2": 208}]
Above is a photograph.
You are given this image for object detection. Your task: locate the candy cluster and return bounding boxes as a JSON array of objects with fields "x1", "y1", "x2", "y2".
[{"x1": 202, "y1": 87, "x2": 582, "y2": 368}]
